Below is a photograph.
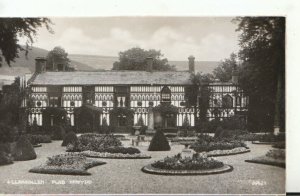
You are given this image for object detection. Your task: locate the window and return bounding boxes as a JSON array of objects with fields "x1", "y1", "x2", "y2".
[
  {"x1": 149, "y1": 101, "x2": 154, "y2": 107},
  {"x1": 236, "y1": 96, "x2": 241, "y2": 106},
  {"x1": 180, "y1": 101, "x2": 185, "y2": 106},
  {"x1": 102, "y1": 101, "x2": 107, "y2": 107},
  {"x1": 117, "y1": 96, "x2": 126, "y2": 107},
  {"x1": 49, "y1": 97, "x2": 61, "y2": 107},
  {"x1": 161, "y1": 86, "x2": 171, "y2": 103},
  {"x1": 36, "y1": 101, "x2": 42, "y2": 107},
  {"x1": 70, "y1": 101, "x2": 75, "y2": 107},
  {"x1": 137, "y1": 101, "x2": 142, "y2": 107}
]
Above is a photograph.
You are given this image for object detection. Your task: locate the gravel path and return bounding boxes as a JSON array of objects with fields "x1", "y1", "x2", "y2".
[{"x1": 0, "y1": 140, "x2": 285, "y2": 194}]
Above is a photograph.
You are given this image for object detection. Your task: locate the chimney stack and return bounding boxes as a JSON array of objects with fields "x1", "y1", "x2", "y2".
[
  {"x1": 188, "y1": 55, "x2": 195, "y2": 73},
  {"x1": 35, "y1": 57, "x2": 47, "y2": 73},
  {"x1": 146, "y1": 56, "x2": 153, "y2": 72},
  {"x1": 231, "y1": 64, "x2": 238, "y2": 84}
]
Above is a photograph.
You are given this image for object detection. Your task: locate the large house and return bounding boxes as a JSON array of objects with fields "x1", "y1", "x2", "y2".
[{"x1": 25, "y1": 56, "x2": 248, "y2": 133}]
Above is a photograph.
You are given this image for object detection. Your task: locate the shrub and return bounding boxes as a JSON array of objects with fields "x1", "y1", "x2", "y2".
[
  {"x1": 266, "y1": 149, "x2": 285, "y2": 160},
  {"x1": 191, "y1": 134, "x2": 247, "y2": 152},
  {"x1": 62, "y1": 131, "x2": 78, "y2": 147},
  {"x1": 148, "y1": 129, "x2": 171, "y2": 151},
  {"x1": 67, "y1": 134, "x2": 122, "y2": 152},
  {"x1": 12, "y1": 135, "x2": 37, "y2": 161},
  {"x1": 0, "y1": 123, "x2": 16, "y2": 143},
  {"x1": 46, "y1": 153, "x2": 86, "y2": 166},
  {"x1": 102, "y1": 147, "x2": 140, "y2": 154},
  {"x1": 214, "y1": 126, "x2": 224, "y2": 138},
  {"x1": 51, "y1": 125, "x2": 66, "y2": 140},
  {"x1": 26, "y1": 134, "x2": 52, "y2": 145},
  {"x1": 0, "y1": 143, "x2": 13, "y2": 165},
  {"x1": 272, "y1": 141, "x2": 285, "y2": 149},
  {"x1": 151, "y1": 153, "x2": 224, "y2": 170}
]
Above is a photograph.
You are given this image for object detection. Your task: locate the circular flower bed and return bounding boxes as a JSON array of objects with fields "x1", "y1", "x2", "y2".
[
  {"x1": 79, "y1": 151, "x2": 151, "y2": 159},
  {"x1": 142, "y1": 153, "x2": 232, "y2": 175}
]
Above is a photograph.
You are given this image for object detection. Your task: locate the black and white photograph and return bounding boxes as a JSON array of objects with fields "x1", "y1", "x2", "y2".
[{"x1": 0, "y1": 1, "x2": 297, "y2": 195}]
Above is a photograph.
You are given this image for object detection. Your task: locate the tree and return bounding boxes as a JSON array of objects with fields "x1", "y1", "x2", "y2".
[
  {"x1": 213, "y1": 53, "x2": 239, "y2": 82},
  {"x1": 0, "y1": 18, "x2": 52, "y2": 67},
  {"x1": 112, "y1": 47, "x2": 176, "y2": 71},
  {"x1": 185, "y1": 72, "x2": 214, "y2": 130},
  {"x1": 46, "y1": 46, "x2": 72, "y2": 71},
  {"x1": 234, "y1": 17, "x2": 285, "y2": 132}
]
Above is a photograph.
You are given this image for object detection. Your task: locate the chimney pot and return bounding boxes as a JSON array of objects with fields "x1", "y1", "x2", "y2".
[
  {"x1": 146, "y1": 56, "x2": 153, "y2": 72},
  {"x1": 188, "y1": 55, "x2": 195, "y2": 73}
]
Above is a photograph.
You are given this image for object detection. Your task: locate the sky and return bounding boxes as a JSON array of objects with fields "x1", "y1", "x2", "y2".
[{"x1": 25, "y1": 17, "x2": 240, "y2": 61}]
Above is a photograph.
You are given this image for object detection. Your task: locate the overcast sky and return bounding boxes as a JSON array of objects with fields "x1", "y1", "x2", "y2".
[{"x1": 27, "y1": 17, "x2": 240, "y2": 61}]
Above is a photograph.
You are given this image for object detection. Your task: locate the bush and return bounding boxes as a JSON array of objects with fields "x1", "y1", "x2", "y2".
[
  {"x1": 148, "y1": 129, "x2": 171, "y2": 151},
  {"x1": 0, "y1": 123, "x2": 16, "y2": 143},
  {"x1": 62, "y1": 131, "x2": 78, "y2": 147},
  {"x1": 266, "y1": 149, "x2": 285, "y2": 160},
  {"x1": 26, "y1": 134, "x2": 52, "y2": 145},
  {"x1": 51, "y1": 125, "x2": 66, "y2": 140},
  {"x1": 67, "y1": 134, "x2": 122, "y2": 152},
  {"x1": 102, "y1": 147, "x2": 140, "y2": 154},
  {"x1": 151, "y1": 153, "x2": 224, "y2": 170},
  {"x1": 214, "y1": 126, "x2": 224, "y2": 138},
  {"x1": 272, "y1": 141, "x2": 285, "y2": 149},
  {"x1": 0, "y1": 143, "x2": 13, "y2": 165},
  {"x1": 12, "y1": 135, "x2": 37, "y2": 161},
  {"x1": 191, "y1": 134, "x2": 247, "y2": 152},
  {"x1": 46, "y1": 153, "x2": 86, "y2": 166}
]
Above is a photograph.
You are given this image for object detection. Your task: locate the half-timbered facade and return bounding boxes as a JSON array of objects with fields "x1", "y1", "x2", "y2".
[{"x1": 25, "y1": 56, "x2": 248, "y2": 133}]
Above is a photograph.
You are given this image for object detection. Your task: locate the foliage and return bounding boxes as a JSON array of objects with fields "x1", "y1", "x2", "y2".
[
  {"x1": 213, "y1": 53, "x2": 239, "y2": 82},
  {"x1": 259, "y1": 132, "x2": 285, "y2": 143},
  {"x1": 151, "y1": 153, "x2": 224, "y2": 170},
  {"x1": 214, "y1": 126, "x2": 225, "y2": 138},
  {"x1": 26, "y1": 134, "x2": 52, "y2": 145},
  {"x1": 67, "y1": 134, "x2": 122, "y2": 152},
  {"x1": 148, "y1": 129, "x2": 171, "y2": 151},
  {"x1": 0, "y1": 123, "x2": 16, "y2": 143},
  {"x1": 109, "y1": 107, "x2": 134, "y2": 133},
  {"x1": 272, "y1": 141, "x2": 285, "y2": 149},
  {"x1": 0, "y1": 18, "x2": 52, "y2": 66},
  {"x1": 112, "y1": 47, "x2": 176, "y2": 71},
  {"x1": 12, "y1": 135, "x2": 37, "y2": 161},
  {"x1": 100, "y1": 147, "x2": 140, "y2": 155},
  {"x1": 101, "y1": 117, "x2": 109, "y2": 134},
  {"x1": 191, "y1": 134, "x2": 247, "y2": 152},
  {"x1": 0, "y1": 78, "x2": 22, "y2": 126},
  {"x1": 61, "y1": 131, "x2": 78, "y2": 147},
  {"x1": 0, "y1": 144, "x2": 13, "y2": 165},
  {"x1": 266, "y1": 149, "x2": 285, "y2": 160},
  {"x1": 234, "y1": 17, "x2": 285, "y2": 132},
  {"x1": 46, "y1": 46, "x2": 72, "y2": 71},
  {"x1": 42, "y1": 107, "x2": 67, "y2": 127},
  {"x1": 51, "y1": 125, "x2": 66, "y2": 140},
  {"x1": 30, "y1": 153, "x2": 105, "y2": 175},
  {"x1": 153, "y1": 103, "x2": 178, "y2": 114}
]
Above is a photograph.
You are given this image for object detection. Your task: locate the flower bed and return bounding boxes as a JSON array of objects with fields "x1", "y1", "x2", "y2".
[
  {"x1": 66, "y1": 134, "x2": 122, "y2": 152},
  {"x1": 191, "y1": 140, "x2": 247, "y2": 153},
  {"x1": 245, "y1": 149, "x2": 285, "y2": 168},
  {"x1": 142, "y1": 153, "x2": 232, "y2": 175},
  {"x1": 79, "y1": 151, "x2": 151, "y2": 159},
  {"x1": 29, "y1": 153, "x2": 106, "y2": 175},
  {"x1": 206, "y1": 147, "x2": 250, "y2": 157}
]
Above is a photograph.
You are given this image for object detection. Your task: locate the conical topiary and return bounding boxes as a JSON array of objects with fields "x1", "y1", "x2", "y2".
[
  {"x1": 61, "y1": 131, "x2": 78, "y2": 146},
  {"x1": 12, "y1": 135, "x2": 37, "y2": 161},
  {"x1": 148, "y1": 129, "x2": 171, "y2": 151}
]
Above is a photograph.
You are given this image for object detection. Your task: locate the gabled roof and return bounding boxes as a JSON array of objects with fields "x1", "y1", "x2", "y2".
[{"x1": 30, "y1": 71, "x2": 192, "y2": 86}]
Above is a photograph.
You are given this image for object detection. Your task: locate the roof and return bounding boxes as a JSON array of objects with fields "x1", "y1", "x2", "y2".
[{"x1": 30, "y1": 71, "x2": 192, "y2": 86}]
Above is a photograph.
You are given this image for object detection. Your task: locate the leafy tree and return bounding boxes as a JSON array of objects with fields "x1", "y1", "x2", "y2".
[
  {"x1": 234, "y1": 17, "x2": 285, "y2": 132},
  {"x1": 186, "y1": 72, "x2": 214, "y2": 129},
  {"x1": 213, "y1": 53, "x2": 239, "y2": 82},
  {"x1": 46, "y1": 46, "x2": 72, "y2": 71},
  {"x1": 112, "y1": 47, "x2": 176, "y2": 71},
  {"x1": 0, "y1": 18, "x2": 52, "y2": 67}
]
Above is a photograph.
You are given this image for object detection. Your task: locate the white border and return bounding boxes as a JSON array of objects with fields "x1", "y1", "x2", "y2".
[{"x1": 0, "y1": 0, "x2": 300, "y2": 193}]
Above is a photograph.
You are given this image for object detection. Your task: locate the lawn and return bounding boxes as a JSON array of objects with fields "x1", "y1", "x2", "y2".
[{"x1": 0, "y1": 139, "x2": 285, "y2": 194}]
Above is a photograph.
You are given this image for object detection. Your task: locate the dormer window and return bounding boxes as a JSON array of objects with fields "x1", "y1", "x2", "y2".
[{"x1": 161, "y1": 86, "x2": 171, "y2": 103}]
